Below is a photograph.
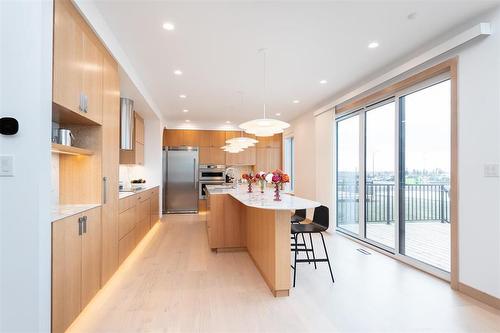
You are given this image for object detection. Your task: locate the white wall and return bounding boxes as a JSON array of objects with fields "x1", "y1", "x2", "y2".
[
  {"x1": 288, "y1": 7, "x2": 500, "y2": 299},
  {"x1": 0, "y1": 1, "x2": 53, "y2": 331}
]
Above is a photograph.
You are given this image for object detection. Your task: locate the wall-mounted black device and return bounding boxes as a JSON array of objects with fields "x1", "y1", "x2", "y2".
[{"x1": 0, "y1": 117, "x2": 19, "y2": 135}]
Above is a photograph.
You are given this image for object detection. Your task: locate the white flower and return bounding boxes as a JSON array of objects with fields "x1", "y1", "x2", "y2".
[
  {"x1": 258, "y1": 171, "x2": 266, "y2": 177},
  {"x1": 265, "y1": 173, "x2": 273, "y2": 183}
]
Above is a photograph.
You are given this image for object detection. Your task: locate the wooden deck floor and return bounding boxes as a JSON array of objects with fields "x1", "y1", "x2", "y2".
[{"x1": 340, "y1": 221, "x2": 450, "y2": 271}]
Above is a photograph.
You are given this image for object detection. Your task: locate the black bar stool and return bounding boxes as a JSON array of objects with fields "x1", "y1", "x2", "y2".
[
  {"x1": 290, "y1": 209, "x2": 310, "y2": 263},
  {"x1": 291, "y1": 205, "x2": 334, "y2": 287}
]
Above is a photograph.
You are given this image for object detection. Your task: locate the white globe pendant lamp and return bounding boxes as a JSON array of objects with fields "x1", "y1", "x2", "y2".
[
  {"x1": 239, "y1": 49, "x2": 289, "y2": 137},
  {"x1": 221, "y1": 145, "x2": 244, "y2": 153},
  {"x1": 225, "y1": 136, "x2": 258, "y2": 148}
]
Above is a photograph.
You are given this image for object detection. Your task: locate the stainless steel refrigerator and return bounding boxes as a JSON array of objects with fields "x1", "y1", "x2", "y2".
[{"x1": 162, "y1": 147, "x2": 199, "y2": 214}]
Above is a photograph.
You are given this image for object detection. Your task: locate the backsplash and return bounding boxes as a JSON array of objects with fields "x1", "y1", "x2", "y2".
[
  {"x1": 225, "y1": 165, "x2": 253, "y2": 182},
  {"x1": 119, "y1": 164, "x2": 146, "y2": 188},
  {"x1": 51, "y1": 153, "x2": 59, "y2": 205}
]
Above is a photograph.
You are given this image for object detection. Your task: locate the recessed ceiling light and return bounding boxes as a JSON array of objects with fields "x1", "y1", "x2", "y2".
[
  {"x1": 407, "y1": 12, "x2": 417, "y2": 20},
  {"x1": 162, "y1": 22, "x2": 175, "y2": 31},
  {"x1": 185, "y1": 119, "x2": 190, "y2": 122},
  {"x1": 368, "y1": 41, "x2": 379, "y2": 49},
  {"x1": 225, "y1": 121, "x2": 231, "y2": 124},
  {"x1": 292, "y1": 100, "x2": 300, "y2": 104},
  {"x1": 275, "y1": 113, "x2": 281, "y2": 116},
  {"x1": 173, "y1": 70, "x2": 183, "y2": 75},
  {"x1": 182, "y1": 109, "x2": 189, "y2": 113},
  {"x1": 179, "y1": 94, "x2": 187, "y2": 99},
  {"x1": 319, "y1": 80, "x2": 328, "y2": 84}
]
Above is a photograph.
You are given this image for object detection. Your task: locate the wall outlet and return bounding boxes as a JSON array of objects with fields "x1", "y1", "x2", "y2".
[
  {"x1": 483, "y1": 163, "x2": 499, "y2": 178},
  {"x1": 0, "y1": 155, "x2": 14, "y2": 177}
]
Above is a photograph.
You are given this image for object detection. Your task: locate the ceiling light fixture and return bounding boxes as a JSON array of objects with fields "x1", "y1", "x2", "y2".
[
  {"x1": 320, "y1": 79, "x2": 328, "y2": 84},
  {"x1": 368, "y1": 41, "x2": 379, "y2": 49},
  {"x1": 225, "y1": 121, "x2": 231, "y2": 124},
  {"x1": 292, "y1": 100, "x2": 300, "y2": 104},
  {"x1": 221, "y1": 145, "x2": 244, "y2": 153},
  {"x1": 275, "y1": 113, "x2": 281, "y2": 116},
  {"x1": 162, "y1": 22, "x2": 175, "y2": 31},
  {"x1": 173, "y1": 70, "x2": 183, "y2": 75},
  {"x1": 179, "y1": 94, "x2": 187, "y2": 99},
  {"x1": 182, "y1": 109, "x2": 189, "y2": 113},
  {"x1": 185, "y1": 119, "x2": 190, "y2": 122},
  {"x1": 239, "y1": 49, "x2": 289, "y2": 137}
]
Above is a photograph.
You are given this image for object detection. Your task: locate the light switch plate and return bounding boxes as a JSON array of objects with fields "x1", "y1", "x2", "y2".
[
  {"x1": 484, "y1": 163, "x2": 500, "y2": 178},
  {"x1": 0, "y1": 155, "x2": 14, "y2": 177}
]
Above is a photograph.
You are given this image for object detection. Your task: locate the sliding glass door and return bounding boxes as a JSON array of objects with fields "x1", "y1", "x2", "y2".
[
  {"x1": 336, "y1": 115, "x2": 360, "y2": 235},
  {"x1": 335, "y1": 77, "x2": 452, "y2": 276},
  {"x1": 365, "y1": 101, "x2": 396, "y2": 249},
  {"x1": 399, "y1": 80, "x2": 451, "y2": 272}
]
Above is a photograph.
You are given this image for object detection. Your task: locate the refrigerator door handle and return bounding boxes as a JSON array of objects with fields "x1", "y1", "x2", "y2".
[{"x1": 193, "y1": 158, "x2": 197, "y2": 189}]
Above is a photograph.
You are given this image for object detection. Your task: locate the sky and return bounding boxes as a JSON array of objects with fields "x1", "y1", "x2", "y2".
[{"x1": 337, "y1": 80, "x2": 451, "y2": 175}]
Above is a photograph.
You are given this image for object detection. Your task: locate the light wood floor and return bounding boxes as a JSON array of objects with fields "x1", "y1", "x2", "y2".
[{"x1": 69, "y1": 214, "x2": 500, "y2": 332}]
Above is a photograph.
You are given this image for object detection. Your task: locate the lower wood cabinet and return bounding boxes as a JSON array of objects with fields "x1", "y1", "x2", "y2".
[
  {"x1": 150, "y1": 187, "x2": 160, "y2": 226},
  {"x1": 206, "y1": 193, "x2": 245, "y2": 249},
  {"x1": 52, "y1": 207, "x2": 101, "y2": 333}
]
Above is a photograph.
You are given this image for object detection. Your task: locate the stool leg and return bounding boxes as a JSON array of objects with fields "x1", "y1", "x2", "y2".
[
  {"x1": 309, "y1": 233, "x2": 317, "y2": 269},
  {"x1": 293, "y1": 233, "x2": 298, "y2": 287},
  {"x1": 320, "y1": 232, "x2": 334, "y2": 283},
  {"x1": 301, "y1": 233, "x2": 310, "y2": 264}
]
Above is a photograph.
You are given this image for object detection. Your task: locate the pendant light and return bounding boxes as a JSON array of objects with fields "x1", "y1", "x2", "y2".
[{"x1": 239, "y1": 48, "x2": 290, "y2": 137}]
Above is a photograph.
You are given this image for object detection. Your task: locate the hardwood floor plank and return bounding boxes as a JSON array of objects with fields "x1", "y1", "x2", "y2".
[{"x1": 69, "y1": 214, "x2": 500, "y2": 333}]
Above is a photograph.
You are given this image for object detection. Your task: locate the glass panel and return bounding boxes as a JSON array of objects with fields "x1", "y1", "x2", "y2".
[
  {"x1": 337, "y1": 115, "x2": 360, "y2": 234},
  {"x1": 284, "y1": 137, "x2": 294, "y2": 191},
  {"x1": 365, "y1": 102, "x2": 396, "y2": 248},
  {"x1": 400, "y1": 80, "x2": 451, "y2": 272}
]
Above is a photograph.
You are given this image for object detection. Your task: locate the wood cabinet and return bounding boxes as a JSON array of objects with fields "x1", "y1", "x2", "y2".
[
  {"x1": 52, "y1": 207, "x2": 101, "y2": 333},
  {"x1": 100, "y1": 55, "x2": 120, "y2": 285},
  {"x1": 53, "y1": 0, "x2": 102, "y2": 125},
  {"x1": 206, "y1": 193, "x2": 246, "y2": 249},
  {"x1": 120, "y1": 112, "x2": 145, "y2": 165},
  {"x1": 117, "y1": 187, "x2": 159, "y2": 263},
  {"x1": 255, "y1": 147, "x2": 282, "y2": 172},
  {"x1": 162, "y1": 129, "x2": 282, "y2": 168}
]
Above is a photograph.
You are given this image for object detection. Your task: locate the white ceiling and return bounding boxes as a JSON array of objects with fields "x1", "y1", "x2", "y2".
[{"x1": 93, "y1": 0, "x2": 497, "y2": 129}]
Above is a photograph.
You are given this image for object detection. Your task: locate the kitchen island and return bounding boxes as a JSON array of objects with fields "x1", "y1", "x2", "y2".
[{"x1": 206, "y1": 185, "x2": 320, "y2": 297}]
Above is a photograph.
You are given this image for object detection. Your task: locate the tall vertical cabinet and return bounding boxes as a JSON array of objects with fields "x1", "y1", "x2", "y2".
[{"x1": 51, "y1": 0, "x2": 121, "y2": 332}]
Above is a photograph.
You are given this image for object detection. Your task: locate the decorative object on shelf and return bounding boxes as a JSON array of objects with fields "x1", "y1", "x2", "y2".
[
  {"x1": 242, "y1": 173, "x2": 256, "y2": 193},
  {"x1": 266, "y1": 169, "x2": 290, "y2": 201},
  {"x1": 255, "y1": 171, "x2": 267, "y2": 193},
  {"x1": 238, "y1": 49, "x2": 289, "y2": 137},
  {"x1": 131, "y1": 178, "x2": 146, "y2": 190}
]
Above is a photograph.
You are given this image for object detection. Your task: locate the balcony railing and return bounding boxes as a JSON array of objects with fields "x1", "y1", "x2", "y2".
[{"x1": 337, "y1": 183, "x2": 450, "y2": 224}]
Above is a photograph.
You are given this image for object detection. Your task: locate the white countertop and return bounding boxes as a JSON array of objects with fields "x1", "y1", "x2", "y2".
[
  {"x1": 52, "y1": 204, "x2": 101, "y2": 222},
  {"x1": 207, "y1": 185, "x2": 320, "y2": 210},
  {"x1": 119, "y1": 185, "x2": 159, "y2": 199}
]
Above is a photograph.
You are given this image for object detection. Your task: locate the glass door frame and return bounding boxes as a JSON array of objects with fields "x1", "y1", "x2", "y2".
[{"x1": 335, "y1": 72, "x2": 452, "y2": 281}]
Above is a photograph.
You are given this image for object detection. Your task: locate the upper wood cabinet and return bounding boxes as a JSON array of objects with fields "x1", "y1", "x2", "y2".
[
  {"x1": 255, "y1": 147, "x2": 282, "y2": 172},
  {"x1": 256, "y1": 133, "x2": 282, "y2": 148},
  {"x1": 53, "y1": 0, "x2": 103, "y2": 125},
  {"x1": 52, "y1": 207, "x2": 102, "y2": 333},
  {"x1": 120, "y1": 112, "x2": 145, "y2": 165}
]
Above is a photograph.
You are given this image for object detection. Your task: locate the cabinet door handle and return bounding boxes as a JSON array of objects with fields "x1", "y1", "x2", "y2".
[
  {"x1": 79, "y1": 93, "x2": 85, "y2": 113},
  {"x1": 103, "y1": 176, "x2": 108, "y2": 204},
  {"x1": 82, "y1": 216, "x2": 87, "y2": 234},
  {"x1": 78, "y1": 217, "x2": 83, "y2": 236},
  {"x1": 83, "y1": 94, "x2": 88, "y2": 113}
]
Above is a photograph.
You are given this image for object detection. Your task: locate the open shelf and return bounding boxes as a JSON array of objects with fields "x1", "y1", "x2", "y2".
[
  {"x1": 52, "y1": 102, "x2": 101, "y2": 126},
  {"x1": 51, "y1": 143, "x2": 94, "y2": 156}
]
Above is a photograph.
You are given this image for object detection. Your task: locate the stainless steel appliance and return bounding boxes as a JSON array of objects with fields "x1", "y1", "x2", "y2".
[
  {"x1": 162, "y1": 147, "x2": 199, "y2": 214},
  {"x1": 199, "y1": 180, "x2": 225, "y2": 199},
  {"x1": 120, "y1": 98, "x2": 134, "y2": 150},
  {"x1": 198, "y1": 165, "x2": 226, "y2": 199},
  {"x1": 57, "y1": 128, "x2": 75, "y2": 146},
  {"x1": 199, "y1": 164, "x2": 226, "y2": 181}
]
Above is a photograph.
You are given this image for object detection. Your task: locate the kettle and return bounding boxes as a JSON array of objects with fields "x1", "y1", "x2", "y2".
[{"x1": 57, "y1": 128, "x2": 75, "y2": 146}]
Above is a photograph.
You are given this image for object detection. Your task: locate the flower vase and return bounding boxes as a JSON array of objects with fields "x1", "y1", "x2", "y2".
[
  {"x1": 274, "y1": 183, "x2": 281, "y2": 201},
  {"x1": 260, "y1": 181, "x2": 265, "y2": 193},
  {"x1": 247, "y1": 182, "x2": 253, "y2": 193}
]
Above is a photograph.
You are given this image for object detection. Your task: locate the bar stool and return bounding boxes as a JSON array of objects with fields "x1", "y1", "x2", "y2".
[
  {"x1": 291, "y1": 205, "x2": 334, "y2": 287},
  {"x1": 290, "y1": 209, "x2": 310, "y2": 263}
]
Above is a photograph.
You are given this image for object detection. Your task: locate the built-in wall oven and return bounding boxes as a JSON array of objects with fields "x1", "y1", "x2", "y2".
[{"x1": 199, "y1": 165, "x2": 225, "y2": 199}]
